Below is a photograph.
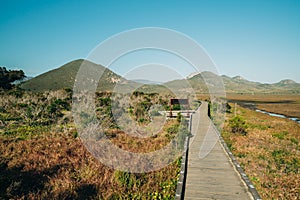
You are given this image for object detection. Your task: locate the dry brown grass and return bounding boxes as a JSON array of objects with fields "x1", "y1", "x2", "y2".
[
  {"x1": 0, "y1": 90, "x2": 181, "y2": 199},
  {"x1": 0, "y1": 128, "x2": 180, "y2": 199},
  {"x1": 256, "y1": 103, "x2": 300, "y2": 119},
  {"x1": 107, "y1": 119, "x2": 178, "y2": 153},
  {"x1": 227, "y1": 93, "x2": 300, "y2": 102},
  {"x1": 223, "y1": 104, "x2": 300, "y2": 199},
  {"x1": 227, "y1": 93, "x2": 300, "y2": 118}
]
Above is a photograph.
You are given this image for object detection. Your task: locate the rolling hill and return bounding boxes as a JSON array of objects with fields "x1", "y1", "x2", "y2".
[
  {"x1": 20, "y1": 59, "x2": 131, "y2": 92},
  {"x1": 20, "y1": 59, "x2": 300, "y2": 94},
  {"x1": 165, "y1": 71, "x2": 300, "y2": 94}
]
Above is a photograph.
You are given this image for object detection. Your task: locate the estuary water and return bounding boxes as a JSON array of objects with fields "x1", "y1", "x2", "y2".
[{"x1": 256, "y1": 109, "x2": 300, "y2": 123}]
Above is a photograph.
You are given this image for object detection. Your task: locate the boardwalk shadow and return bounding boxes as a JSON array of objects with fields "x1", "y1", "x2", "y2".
[
  {"x1": 0, "y1": 161, "x2": 98, "y2": 199},
  {"x1": 0, "y1": 161, "x2": 54, "y2": 198}
]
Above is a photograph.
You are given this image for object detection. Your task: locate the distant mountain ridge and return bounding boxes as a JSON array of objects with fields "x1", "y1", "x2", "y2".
[
  {"x1": 20, "y1": 59, "x2": 300, "y2": 94},
  {"x1": 131, "y1": 79, "x2": 163, "y2": 85},
  {"x1": 276, "y1": 79, "x2": 297, "y2": 85}
]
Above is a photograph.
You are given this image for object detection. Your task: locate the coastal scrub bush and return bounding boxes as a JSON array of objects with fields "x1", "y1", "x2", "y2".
[
  {"x1": 229, "y1": 115, "x2": 248, "y2": 135},
  {"x1": 114, "y1": 171, "x2": 136, "y2": 189}
]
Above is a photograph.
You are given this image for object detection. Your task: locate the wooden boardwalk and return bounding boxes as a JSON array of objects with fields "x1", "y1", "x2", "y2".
[{"x1": 184, "y1": 102, "x2": 252, "y2": 200}]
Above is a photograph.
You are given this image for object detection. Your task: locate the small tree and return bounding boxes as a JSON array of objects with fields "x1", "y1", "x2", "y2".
[
  {"x1": 0, "y1": 67, "x2": 26, "y2": 89},
  {"x1": 229, "y1": 116, "x2": 248, "y2": 135}
]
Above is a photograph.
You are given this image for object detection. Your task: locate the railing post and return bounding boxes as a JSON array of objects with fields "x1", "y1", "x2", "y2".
[{"x1": 175, "y1": 114, "x2": 192, "y2": 199}]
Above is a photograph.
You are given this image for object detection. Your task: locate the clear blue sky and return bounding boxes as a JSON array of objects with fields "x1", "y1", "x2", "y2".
[{"x1": 1, "y1": 0, "x2": 300, "y2": 83}]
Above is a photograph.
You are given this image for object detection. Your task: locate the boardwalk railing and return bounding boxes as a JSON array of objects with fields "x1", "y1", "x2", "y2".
[{"x1": 175, "y1": 114, "x2": 192, "y2": 200}]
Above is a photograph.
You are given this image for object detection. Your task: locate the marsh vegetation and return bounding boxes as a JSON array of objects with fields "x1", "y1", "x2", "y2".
[
  {"x1": 0, "y1": 88, "x2": 191, "y2": 199},
  {"x1": 222, "y1": 102, "x2": 300, "y2": 199}
]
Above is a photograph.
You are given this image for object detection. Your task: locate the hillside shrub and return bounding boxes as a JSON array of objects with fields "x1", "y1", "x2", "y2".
[
  {"x1": 167, "y1": 124, "x2": 179, "y2": 134},
  {"x1": 98, "y1": 97, "x2": 110, "y2": 106},
  {"x1": 229, "y1": 116, "x2": 248, "y2": 135},
  {"x1": 172, "y1": 104, "x2": 181, "y2": 110},
  {"x1": 114, "y1": 171, "x2": 135, "y2": 189},
  {"x1": 226, "y1": 103, "x2": 232, "y2": 113},
  {"x1": 176, "y1": 112, "x2": 182, "y2": 123}
]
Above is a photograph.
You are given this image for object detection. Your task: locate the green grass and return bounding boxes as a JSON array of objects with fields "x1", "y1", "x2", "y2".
[
  {"x1": 272, "y1": 131, "x2": 289, "y2": 140},
  {"x1": 1, "y1": 125, "x2": 50, "y2": 140}
]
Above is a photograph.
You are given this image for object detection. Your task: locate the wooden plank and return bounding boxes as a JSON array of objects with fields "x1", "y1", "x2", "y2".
[{"x1": 184, "y1": 102, "x2": 252, "y2": 200}]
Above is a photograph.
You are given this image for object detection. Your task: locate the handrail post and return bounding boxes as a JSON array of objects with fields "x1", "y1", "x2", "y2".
[{"x1": 175, "y1": 114, "x2": 192, "y2": 199}]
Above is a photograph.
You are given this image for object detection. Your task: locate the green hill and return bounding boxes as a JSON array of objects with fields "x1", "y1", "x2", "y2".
[{"x1": 20, "y1": 59, "x2": 129, "y2": 92}]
